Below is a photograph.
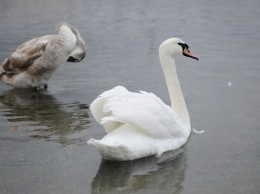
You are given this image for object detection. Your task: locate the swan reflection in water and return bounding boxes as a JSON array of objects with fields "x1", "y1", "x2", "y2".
[
  {"x1": 91, "y1": 145, "x2": 188, "y2": 194},
  {"x1": 0, "y1": 89, "x2": 90, "y2": 146}
]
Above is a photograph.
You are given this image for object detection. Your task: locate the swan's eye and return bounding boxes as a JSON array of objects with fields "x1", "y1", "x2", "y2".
[{"x1": 178, "y1": 43, "x2": 189, "y2": 51}]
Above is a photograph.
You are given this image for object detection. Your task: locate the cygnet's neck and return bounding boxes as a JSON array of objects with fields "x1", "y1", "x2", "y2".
[{"x1": 159, "y1": 52, "x2": 191, "y2": 129}]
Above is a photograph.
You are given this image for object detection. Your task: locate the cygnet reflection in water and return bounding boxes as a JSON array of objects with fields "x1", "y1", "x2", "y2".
[{"x1": 0, "y1": 89, "x2": 90, "y2": 146}]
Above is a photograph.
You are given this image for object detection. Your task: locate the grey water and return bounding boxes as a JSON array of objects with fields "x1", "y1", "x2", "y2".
[{"x1": 0, "y1": 0, "x2": 260, "y2": 193}]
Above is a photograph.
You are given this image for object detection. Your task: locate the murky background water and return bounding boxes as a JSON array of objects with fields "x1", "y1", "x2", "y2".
[{"x1": 0, "y1": 0, "x2": 260, "y2": 193}]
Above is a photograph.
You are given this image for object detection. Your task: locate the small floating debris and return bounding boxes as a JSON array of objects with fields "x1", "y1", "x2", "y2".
[
  {"x1": 227, "y1": 81, "x2": 232, "y2": 86},
  {"x1": 192, "y1": 128, "x2": 205, "y2": 134},
  {"x1": 10, "y1": 125, "x2": 19, "y2": 131}
]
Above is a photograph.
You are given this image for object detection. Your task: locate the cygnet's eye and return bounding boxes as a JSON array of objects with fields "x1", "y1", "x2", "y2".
[{"x1": 67, "y1": 56, "x2": 76, "y2": 62}]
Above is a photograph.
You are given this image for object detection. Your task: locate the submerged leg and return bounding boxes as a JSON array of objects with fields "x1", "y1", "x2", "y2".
[{"x1": 34, "y1": 84, "x2": 47, "y2": 91}]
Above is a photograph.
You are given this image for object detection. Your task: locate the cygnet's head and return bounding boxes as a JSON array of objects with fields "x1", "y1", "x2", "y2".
[
  {"x1": 67, "y1": 38, "x2": 86, "y2": 62},
  {"x1": 159, "y1": 38, "x2": 198, "y2": 60},
  {"x1": 56, "y1": 22, "x2": 86, "y2": 63},
  {"x1": 66, "y1": 28, "x2": 86, "y2": 62}
]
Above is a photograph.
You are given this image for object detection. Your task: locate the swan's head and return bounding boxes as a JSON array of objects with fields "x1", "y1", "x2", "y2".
[{"x1": 159, "y1": 38, "x2": 198, "y2": 60}]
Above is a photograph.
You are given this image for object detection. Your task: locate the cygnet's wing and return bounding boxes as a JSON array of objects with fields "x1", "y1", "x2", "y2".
[{"x1": 1, "y1": 35, "x2": 54, "y2": 73}]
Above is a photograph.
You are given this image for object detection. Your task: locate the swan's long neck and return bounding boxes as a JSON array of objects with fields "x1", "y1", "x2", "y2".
[{"x1": 159, "y1": 53, "x2": 191, "y2": 129}]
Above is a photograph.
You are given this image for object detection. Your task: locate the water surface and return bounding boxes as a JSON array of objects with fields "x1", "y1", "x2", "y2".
[{"x1": 0, "y1": 0, "x2": 260, "y2": 194}]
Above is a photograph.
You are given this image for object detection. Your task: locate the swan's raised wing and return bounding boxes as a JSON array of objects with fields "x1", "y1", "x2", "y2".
[
  {"x1": 90, "y1": 86, "x2": 184, "y2": 139},
  {"x1": 90, "y1": 86, "x2": 129, "y2": 132},
  {"x1": 1, "y1": 35, "x2": 53, "y2": 73}
]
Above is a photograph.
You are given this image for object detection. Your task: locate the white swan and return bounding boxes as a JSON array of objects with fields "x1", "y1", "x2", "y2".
[
  {"x1": 0, "y1": 22, "x2": 86, "y2": 89},
  {"x1": 88, "y1": 38, "x2": 198, "y2": 161}
]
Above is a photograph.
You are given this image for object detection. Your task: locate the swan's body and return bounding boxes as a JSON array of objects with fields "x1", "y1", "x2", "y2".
[
  {"x1": 88, "y1": 38, "x2": 198, "y2": 161},
  {"x1": 0, "y1": 22, "x2": 86, "y2": 89}
]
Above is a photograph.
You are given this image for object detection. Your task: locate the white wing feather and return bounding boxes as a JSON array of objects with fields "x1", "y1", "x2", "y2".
[{"x1": 90, "y1": 86, "x2": 184, "y2": 139}]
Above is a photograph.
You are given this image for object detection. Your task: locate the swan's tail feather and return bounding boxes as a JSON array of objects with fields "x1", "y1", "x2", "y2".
[{"x1": 87, "y1": 138, "x2": 132, "y2": 161}]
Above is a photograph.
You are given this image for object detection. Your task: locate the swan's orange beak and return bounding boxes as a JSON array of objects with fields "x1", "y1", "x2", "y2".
[{"x1": 183, "y1": 47, "x2": 199, "y2": 61}]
